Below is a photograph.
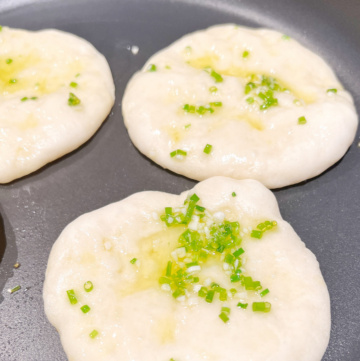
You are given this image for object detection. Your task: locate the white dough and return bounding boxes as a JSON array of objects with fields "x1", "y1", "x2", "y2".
[
  {"x1": 122, "y1": 24, "x2": 358, "y2": 188},
  {"x1": 44, "y1": 177, "x2": 330, "y2": 361},
  {"x1": 0, "y1": 27, "x2": 115, "y2": 183}
]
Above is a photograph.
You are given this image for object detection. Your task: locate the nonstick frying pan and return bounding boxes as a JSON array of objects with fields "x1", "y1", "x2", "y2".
[{"x1": 0, "y1": 0, "x2": 359, "y2": 360}]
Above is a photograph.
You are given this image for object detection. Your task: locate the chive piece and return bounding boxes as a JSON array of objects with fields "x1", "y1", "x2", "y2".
[
  {"x1": 230, "y1": 273, "x2": 241, "y2": 282},
  {"x1": 252, "y1": 302, "x2": 271, "y2": 312},
  {"x1": 203, "y1": 144, "x2": 212, "y2": 154},
  {"x1": 147, "y1": 64, "x2": 157, "y2": 72},
  {"x1": 21, "y1": 97, "x2": 28, "y2": 102},
  {"x1": 184, "y1": 124, "x2": 191, "y2": 129},
  {"x1": 170, "y1": 149, "x2": 187, "y2": 158},
  {"x1": 232, "y1": 192, "x2": 236, "y2": 197},
  {"x1": 244, "y1": 82, "x2": 256, "y2": 94},
  {"x1": 219, "y1": 311, "x2": 230, "y2": 323},
  {"x1": 251, "y1": 230, "x2": 262, "y2": 239},
  {"x1": 89, "y1": 330, "x2": 98, "y2": 339},
  {"x1": 205, "y1": 290, "x2": 215, "y2": 303},
  {"x1": 166, "y1": 261, "x2": 172, "y2": 277},
  {"x1": 205, "y1": 68, "x2": 223, "y2": 83},
  {"x1": 9, "y1": 285, "x2": 21, "y2": 294},
  {"x1": 298, "y1": 116, "x2": 307, "y2": 125},
  {"x1": 209, "y1": 101, "x2": 222, "y2": 107},
  {"x1": 195, "y1": 205, "x2": 205, "y2": 212},
  {"x1": 242, "y1": 50, "x2": 250, "y2": 58},
  {"x1": 84, "y1": 281, "x2": 94, "y2": 292},
  {"x1": 70, "y1": 82, "x2": 78, "y2": 88},
  {"x1": 66, "y1": 289, "x2": 78, "y2": 305},
  {"x1": 233, "y1": 247, "x2": 244, "y2": 258},
  {"x1": 68, "y1": 92, "x2": 81, "y2": 106},
  {"x1": 0, "y1": 26, "x2": 2, "y2": 32},
  {"x1": 9, "y1": 79, "x2": 17, "y2": 84},
  {"x1": 130, "y1": 258, "x2": 137, "y2": 264},
  {"x1": 246, "y1": 97, "x2": 254, "y2": 104},
  {"x1": 221, "y1": 306, "x2": 231, "y2": 314},
  {"x1": 237, "y1": 302, "x2": 248, "y2": 309},
  {"x1": 260, "y1": 288, "x2": 270, "y2": 297},
  {"x1": 209, "y1": 86, "x2": 218, "y2": 93},
  {"x1": 198, "y1": 286, "x2": 208, "y2": 297},
  {"x1": 30, "y1": 97, "x2": 38, "y2": 100},
  {"x1": 6, "y1": 58, "x2": 13, "y2": 64},
  {"x1": 327, "y1": 88, "x2": 337, "y2": 94},
  {"x1": 81, "y1": 305, "x2": 91, "y2": 313}
]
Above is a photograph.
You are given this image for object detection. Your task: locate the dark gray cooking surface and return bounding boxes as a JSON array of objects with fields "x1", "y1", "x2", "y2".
[{"x1": 0, "y1": 0, "x2": 359, "y2": 360}]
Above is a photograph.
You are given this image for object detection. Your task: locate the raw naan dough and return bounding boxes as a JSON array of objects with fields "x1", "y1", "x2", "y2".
[
  {"x1": 44, "y1": 177, "x2": 330, "y2": 361},
  {"x1": 0, "y1": 26, "x2": 115, "y2": 183},
  {"x1": 122, "y1": 24, "x2": 358, "y2": 188}
]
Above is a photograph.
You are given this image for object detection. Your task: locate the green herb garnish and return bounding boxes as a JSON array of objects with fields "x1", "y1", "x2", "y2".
[
  {"x1": 84, "y1": 281, "x2": 94, "y2": 292},
  {"x1": 66, "y1": 289, "x2": 78, "y2": 305},
  {"x1": 81, "y1": 305, "x2": 91, "y2": 314},
  {"x1": 203, "y1": 144, "x2": 212, "y2": 154},
  {"x1": 89, "y1": 330, "x2": 98, "y2": 338},
  {"x1": 68, "y1": 92, "x2": 81, "y2": 106},
  {"x1": 148, "y1": 64, "x2": 157, "y2": 72},
  {"x1": 298, "y1": 116, "x2": 307, "y2": 125}
]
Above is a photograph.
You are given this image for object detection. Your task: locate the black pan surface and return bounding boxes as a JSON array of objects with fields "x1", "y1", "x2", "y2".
[{"x1": 0, "y1": 0, "x2": 359, "y2": 360}]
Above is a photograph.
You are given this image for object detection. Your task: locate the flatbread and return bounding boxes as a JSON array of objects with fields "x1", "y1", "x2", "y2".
[
  {"x1": 0, "y1": 26, "x2": 115, "y2": 183},
  {"x1": 122, "y1": 24, "x2": 358, "y2": 188},
  {"x1": 44, "y1": 177, "x2": 330, "y2": 361}
]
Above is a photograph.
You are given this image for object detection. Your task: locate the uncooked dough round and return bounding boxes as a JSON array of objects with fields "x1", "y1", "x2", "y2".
[
  {"x1": 44, "y1": 177, "x2": 330, "y2": 361},
  {"x1": 122, "y1": 24, "x2": 358, "y2": 188},
  {"x1": 0, "y1": 26, "x2": 115, "y2": 183}
]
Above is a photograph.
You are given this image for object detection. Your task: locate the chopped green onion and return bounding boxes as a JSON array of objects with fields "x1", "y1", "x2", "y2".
[
  {"x1": 232, "y1": 192, "x2": 236, "y2": 197},
  {"x1": 70, "y1": 82, "x2": 78, "y2": 88},
  {"x1": 298, "y1": 116, "x2": 307, "y2": 125},
  {"x1": 233, "y1": 247, "x2": 244, "y2": 258},
  {"x1": 246, "y1": 97, "x2": 254, "y2": 104},
  {"x1": 230, "y1": 273, "x2": 241, "y2": 282},
  {"x1": 166, "y1": 261, "x2": 172, "y2": 277},
  {"x1": 219, "y1": 311, "x2": 230, "y2": 323},
  {"x1": 21, "y1": 97, "x2": 28, "y2": 102},
  {"x1": 184, "y1": 123, "x2": 191, "y2": 129},
  {"x1": 198, "y1": 287, "x2": 208, "y2": 297},
  {"x1": 84, "y1": 281, "x2": 94, "y2": 292},
  {"x1": 130, "y1": 258, "x2": 137, "y2": 264},
  {"x1": 252, "y1": 302, "x2": 271, "y2": 312},
  {"x1": 30, "y1": 96, "x2": 38, "y2": 100},
  {"x1": 205, "y1": 67, "x2": 223, "y2": 83},
  {"x1": 89, "y1": 330, "x2": 98, "y2": 339},
  {"x1": 327, "y1": 88, "x2": 337, "y2": 94},
  {"x1": 260, "y1": 288, "x2": 270, "y2": 297},
  {"x1": 8, "y1": 285, "x2": 21, "y2": 294},
  {"x1": 66, "y1": 289, "x2": 78, "y2": 305},
  {"x1": 209, "y1": 101, "x2": 222, "y2": 107},
  {"x1": 0, "y1": 26, "x2": 2, "y2": 32},
  {"x1": 205, "y1": 290, "x2": 215, "y2": 303},
  {"x1": 251, "y1": 230, "x2": 262, "y2": 239},
  {"x1": 237, "y1": 302, "x2": 248, "y2": 309},
  {"x1": 203, "y1": 144, "x2": 212, "y2": 154},
  {"x1": 6, "y1": 58, "x2": 13, "y2": 64},
  {"x1": 147, "y1": 64, "x2": 157, "y2": 72},
  {"x1": 9, "y1": 79, "x2": 17, "y2": 84},
  {"x1": 81, "y1": 305, "x2": 91, "y2": 314},
  {"x1": 170, "y1": 149, "x2": 187, "y2": 158},
  {"x1": 209, "y1": 86, "x2": 218, "y2": 93},
  {"x1": 244, "y1": 82, "x2": 256, "y2": 94},
  {"x1": 221, "y1": 306, "x2": 231, "y2": 314},
  {"x1": 68, "y1": 92, "x2": 81, "y2": 106},
  {"x1": 195, "y1": 205, "x2": 205, "y2": 212},
  {"x1": 242, "y1": 50, "x2": 250, "y2": 58}
]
